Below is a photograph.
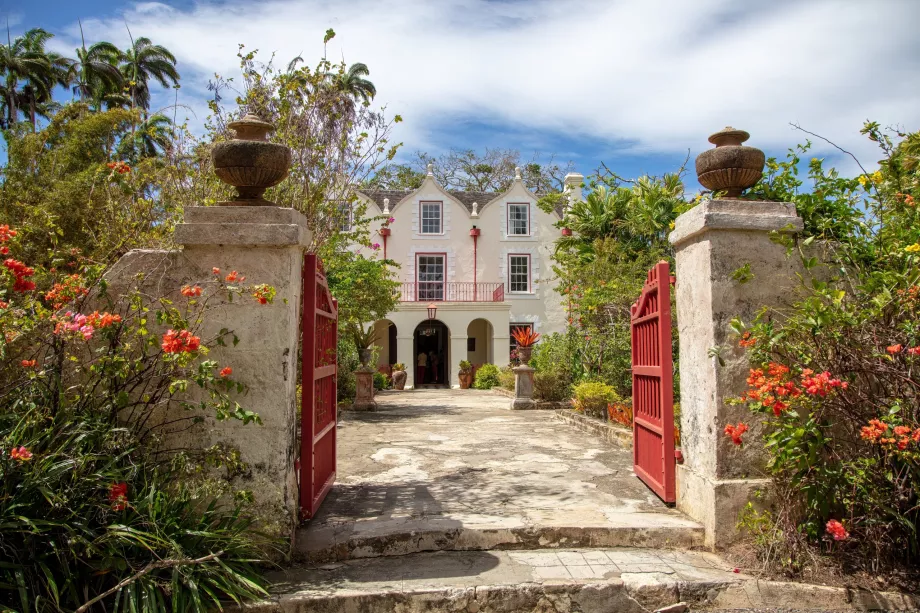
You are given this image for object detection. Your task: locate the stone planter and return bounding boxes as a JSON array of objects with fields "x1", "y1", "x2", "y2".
[
  {"x1": 516, "y1": 346, "x2": 534, "y2": 363},
  {"x1": 212, "y1": 113, "x2": 292, "y2": 206},
  {"x1": 458, "y1": 370, "x2": 472, "y2": 389},
  {"x1": 358, "y1": 348, "x2": 372, "y2": 366},
  {"x1": 392, "y1": 370, "x2": 407, "y2": 390},
  {"x1": 695, "y1": 127, "x2": 765, "y2": 198}
]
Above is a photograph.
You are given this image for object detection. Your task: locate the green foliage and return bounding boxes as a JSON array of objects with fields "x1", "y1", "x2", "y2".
[
  {"x1": 458, "y1": 360, "x2": 472, "y2": 371},
  {"x1": 573, "y1": 381, "x2": 619, "y2": 419},
  {"x1": 733, "y1": 123, "x2": 920, "y2": 571},
  {"x1": 392, "y1": 362, "x2": 405, "y2": 372},
  {"x1": 337, "y1": 335, "x2": 360, "y2": 402},
  {"x1": 373, "y1": 371, "x2": 388, "y2": 390},
  {"x1": 534, "y1": 370, "x2": 570, "y2": 402},
  {"x1": 498, "y1": 365, "x2": 515, "y2": 391},
  {"x1": 472, "y1": 363, "x2": 501, "y2": 390}
]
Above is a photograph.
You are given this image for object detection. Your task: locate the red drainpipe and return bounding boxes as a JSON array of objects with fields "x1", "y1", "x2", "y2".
[
  {"x1": 380, "y1": 227, "x2": 391, "y2": 259},
  {"x1": 470, "y1": 227, "x2": 480, "y2": 300}
]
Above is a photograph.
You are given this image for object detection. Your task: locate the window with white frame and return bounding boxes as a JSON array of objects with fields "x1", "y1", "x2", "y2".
[
  {"x1": 337, "y1": 201, "x2": 352, "y2": 232},
  {"x1": 508, "y1": 254, "x2": 531, "y2": 293},
  {"x1": 508, "y1": 203, "x2": 530, "y2": 236},
  {"x1": 420, "y1": 201, "x2": 443, "y2": 234}
]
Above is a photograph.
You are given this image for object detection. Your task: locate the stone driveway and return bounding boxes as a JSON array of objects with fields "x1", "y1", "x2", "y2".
[{"x1": 296, "y1": 389, "x2": 701, "y2": 562}]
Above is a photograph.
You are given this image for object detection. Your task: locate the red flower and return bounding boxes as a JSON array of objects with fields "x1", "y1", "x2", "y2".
[
  {"x1": 724, "y1": 422, "x2": 749, "y2": 446},
  {"x1": 825, "y1": 519, "x2": 849, "y2": 541},
  {"x1": 219, "y1": 366, "x2": 232, "y2": 377},
  {"x1": 10, "y1": 446, "x2": 33, "y2": 461},
  {"x1": 181, "y1": 284, "x2": 203, "y2": 297},
  {"x1": 109, "y1": 482, "x2": 129, "y2": 511},
  {"x1": 21, "y1": 360, "x2": 36, "y2": 368},
  {"x1": 0, "y1": 246, "x2": 8, "y2": 255},
  {"x1": 739, "y1": 332, "x2": 756, "y2": 348},
  {"x1": 161, "y1": 329, "x2": 201, "y2": 354},
  {"x1": 212, "y1": 267, "x2": 221, "y2": 275},
  {"x1": 860, "y1": 419, "x2": 889, "y2": 442},
  {"x1": 887, "y1": 344, "x2": 903, "y2": 354},
  {"x1": 225, "y1": 270, "x2": 245, "y2": 282},
  {"x1": 907, "y1": 347, "x2": 920, "y2": 356},
  {"x1": 0, "y1": 301, "x2": 8, "y2": 308}
]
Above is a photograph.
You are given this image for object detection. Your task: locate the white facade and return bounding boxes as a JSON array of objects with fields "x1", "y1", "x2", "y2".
[{"x1": 354, "y1": 167, "x2": 583, "y2": 389}]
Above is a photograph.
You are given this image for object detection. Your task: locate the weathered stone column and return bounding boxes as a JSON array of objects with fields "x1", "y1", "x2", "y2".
[
  {"x1": 352, "y1": 367, "x2": 377, "y2": 410},
  {"x1": 511, "y1": 365, "x2": 535, "y2": 409},
  {"x1": 669, "y1": 198, "x2": 803, "y2": 547},
  {"x1": 669, "y1": 127, "x2": 805, "y2": 548}
]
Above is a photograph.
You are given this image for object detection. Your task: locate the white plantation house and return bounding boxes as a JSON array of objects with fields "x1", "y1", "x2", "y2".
[{"x1": 350, "y1": 164, "x2": 583, "y2": 389}]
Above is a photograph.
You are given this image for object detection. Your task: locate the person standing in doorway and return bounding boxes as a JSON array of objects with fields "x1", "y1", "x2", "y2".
[
  {"x1": 431, "y1": 351, "x2": 441, "y2": 383},
  {"x1": 417, "y1": 351, "x2": 427, "y2": 386}
]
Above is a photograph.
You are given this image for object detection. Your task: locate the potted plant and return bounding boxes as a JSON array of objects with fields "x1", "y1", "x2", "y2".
[
  {"x1": 392, "y1": 362, "x2": 407, "y2": 390},
  {"x1": 458, "y1": 360, "x2": 473, "y2": 389},
  {"x1": 350, "y1": 324, "x2": 377, "y2": 366},
  {"x1": 511, "y1": 326, "x2": 541, "y2": 363}
]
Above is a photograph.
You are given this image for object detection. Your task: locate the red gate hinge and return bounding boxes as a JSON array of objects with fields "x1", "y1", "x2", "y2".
[
  {"x1": 669, "y1": 275, "x2": 676, "y2": 285},
  {"x1": 674, "y1": 449, "x2": 684, "y2": 464}
]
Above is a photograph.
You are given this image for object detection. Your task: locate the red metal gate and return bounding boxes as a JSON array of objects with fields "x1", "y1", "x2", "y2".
[
  {"x1": 300, "y1": 253, "x2": 338, "y2": 520},
  {"x1": 630, "y1": 261, "x2": 676, "y2": 503}
]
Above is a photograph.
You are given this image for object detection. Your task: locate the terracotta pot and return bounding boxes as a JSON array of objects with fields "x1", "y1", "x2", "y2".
[
  {"x1": 212, "y1": 114, "x2": 292, "y2": 205},
  {"x1": 517, "y1": 346, "x2": 533, "y2": 362},
  {"x1": 392, "y1": 370, "x2": 407, "y2": 390},
  {"x1": 695, "y1": 127, "x2": 764, "y2": 198},
  {"x1": 459, "y1": 371, "x2": 472, "y2": 389}
]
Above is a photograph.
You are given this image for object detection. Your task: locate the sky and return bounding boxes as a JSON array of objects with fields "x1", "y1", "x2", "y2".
[{"x1": 5, "y1": 0, "x2": 920, "y2": 187}]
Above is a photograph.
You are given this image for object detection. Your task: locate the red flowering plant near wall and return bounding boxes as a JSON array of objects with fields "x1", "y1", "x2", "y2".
[
  {"x1": 0, "y1": 227, "x2": 276, "y2": 610},
  {"x1": 726, "y1": 123, "x2": 920, "y2": 576}
]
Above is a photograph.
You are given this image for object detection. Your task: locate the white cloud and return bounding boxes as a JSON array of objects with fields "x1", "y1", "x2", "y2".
[{"x1": 50, "y1": 0, "x2": 920, "y2": 172}]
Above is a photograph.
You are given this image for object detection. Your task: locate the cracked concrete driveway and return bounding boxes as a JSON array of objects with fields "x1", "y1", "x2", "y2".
[{"x1": 296, "y1": 389, "x2": 702, "y2": 562}]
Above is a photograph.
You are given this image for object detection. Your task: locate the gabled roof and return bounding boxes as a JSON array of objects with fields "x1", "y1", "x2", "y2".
[{"x1": 358, "y1": 188, "x2": 500, "y2": 214}]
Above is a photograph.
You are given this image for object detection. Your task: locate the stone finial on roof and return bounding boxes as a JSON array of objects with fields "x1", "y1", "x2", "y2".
[
  {"x1": 563, "y1": 172, "x2": 584, "y2": 209},
  {"x1": 471, "y1": 202, "x2": 479, "y2": 217},
  {"x1": 383, "y1": 198, "x2": 390, "y2": 214},
  {"x1": 514, "y1": 166, "x2": 522, "y2": 181},
  {"x1": 427, "y1": 163, "x2": 434, "y2": 177}
]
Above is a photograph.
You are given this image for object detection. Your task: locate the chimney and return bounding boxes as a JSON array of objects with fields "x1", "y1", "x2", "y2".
[{"x1": 563, "y1": 172, "x2": 584, "y2": 209}]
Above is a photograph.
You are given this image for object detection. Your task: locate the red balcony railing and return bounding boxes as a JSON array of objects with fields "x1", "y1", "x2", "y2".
[{"x1": 399, "y1": 282, "x2": 504, "y2": 302}]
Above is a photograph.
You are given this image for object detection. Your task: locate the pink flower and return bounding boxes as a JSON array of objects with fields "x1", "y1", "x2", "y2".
[
  {"x1": 371, "y1": 242, "x2": 381, "y2": 250},
  {"x1": 825, "y1": 519, "x2": 849, "y2": 541}
]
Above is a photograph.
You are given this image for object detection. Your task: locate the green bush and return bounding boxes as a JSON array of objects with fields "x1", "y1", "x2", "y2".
[
  {"x1": 573, "y1": 381, "x2": 619, "y2": 419},
  {"x1": 373, "y1": 371, "x2": 388, "y2": 390},
  {"x1": 534, "y1": 370, "x2": 571, "y2": 402},
  {"x1": 472, "y1": 363, "x2": 501, "y2": 390},
  {"x1": 337, "y1": 335, "x2": 359, "y2": 402},
  {"x1": 498, "y1": 365, "x2": 515, "y2": 390},
  {"x1": 459, "y1": 359, "x2": 471, "y2": 371}
]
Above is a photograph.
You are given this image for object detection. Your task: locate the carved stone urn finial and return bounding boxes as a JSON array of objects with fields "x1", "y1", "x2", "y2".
[
  {"x1": 695, "y1": 126, "x2": 765, "y2": 198},
  {"x1": 211, "y1": 113, "x2": 292, "y2": 206}
]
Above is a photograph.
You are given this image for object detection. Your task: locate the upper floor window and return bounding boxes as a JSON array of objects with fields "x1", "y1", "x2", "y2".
[
  {"x1": 337, "y1": 201, "x2": 352, "y2": 232},
  {"x1": 420, "y1": 201, "x2": 443, "y2": 234},
  {"x1": 508, "y1": 254, "x2": 531, "y2": 293},
  {"x1": 508, "y1": 203, "x2": 530, "y2": 236}
]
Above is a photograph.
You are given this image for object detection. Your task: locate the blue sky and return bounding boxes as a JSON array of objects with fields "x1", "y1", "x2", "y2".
[{"x1": 6, "y1": 0, "x2": 920, "y2": 187}]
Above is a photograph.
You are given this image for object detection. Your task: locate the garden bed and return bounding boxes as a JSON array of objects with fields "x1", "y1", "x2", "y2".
[
  {"x1": 553, "y1": 409, "x2": 632, "y2": 448},
  {"x1": 490, "y1": 387, "x2": 570, "y2": 410}
]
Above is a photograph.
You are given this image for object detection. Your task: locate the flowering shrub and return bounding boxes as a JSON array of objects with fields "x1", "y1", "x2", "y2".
[
  {"x1": 0, "y1": 227, "x2": 276, "y2": 611},
  {"x1": 573, "y1": 381, "x2": 619, "y2": 419},
  {"x1": 732, "y1": 123, "x2": 920, "y2": 574},
  {"x1": 607, "y1": 400, "x2": 633, "y2": 427}
]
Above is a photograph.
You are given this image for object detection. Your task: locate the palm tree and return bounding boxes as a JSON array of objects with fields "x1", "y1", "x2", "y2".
[
  {"x1": 17, "y1": 29, "x2": 72, "y2": 130},
  {"x1": 120, "y1": 36, "x2": 179, "y2": 111},
  {"x1": 0, "y1": 27, "x2": 52, "y2": 128},
  {"x1": 67, "y1": 22, "x2": 122, "y2": 106},
  {"x1": 327, "y1": 62, "x2": 376, "y2": 105},
  {"x1": 117, "y1": 113, "x2": 173, "y2": 160}
]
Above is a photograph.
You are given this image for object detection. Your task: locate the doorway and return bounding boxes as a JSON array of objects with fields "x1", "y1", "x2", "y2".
[{"x1": 413, "y1": 320, "x2": 449, "y2": 387}]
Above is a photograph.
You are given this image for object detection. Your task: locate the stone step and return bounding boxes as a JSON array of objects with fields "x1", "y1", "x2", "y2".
[
  {"x1": 257, "y1": 547, "x2": 743, "y2": 613},
  {"x1": 246, "y1": 547, "x2": 920, "y2": 613},
  {"x1": 295, "y1": 512, "x2": 704, "y2": 564}
]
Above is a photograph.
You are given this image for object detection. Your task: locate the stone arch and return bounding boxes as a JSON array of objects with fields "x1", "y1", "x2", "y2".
[
  {"x1": 372, "y1": 319, "x2": 397, "y2": 372},
  {"x1": 412, "y1": 319, "x2": 450, "y2": 387},
  {"x1": 466, "y1": 318, "x2": 494, "y2": 367}
]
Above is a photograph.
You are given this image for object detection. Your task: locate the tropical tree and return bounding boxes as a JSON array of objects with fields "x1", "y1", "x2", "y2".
[
  {"x1": 120, "y1": 35, "x2": 179, "y2": 111},
  {"x1": 117, "y1": 112, "x2": 174, "y2": 160},
  {"x1": 17, "y1": 29, "x2": 72, "y2": 130},
  {"x1": 67, "y1": 24, "x2": 122, "y2": 106},
  {"x1": 326, "y1": 62, "x2": 376, "y2": 105},
  {"x1": 0, "y1": 28, "x2": 53, "y2": 128}
]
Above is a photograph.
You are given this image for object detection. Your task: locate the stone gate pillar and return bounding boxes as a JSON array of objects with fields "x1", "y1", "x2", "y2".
[{"x1": 669, "y1": 128, "x2": 804, "y2": 547}]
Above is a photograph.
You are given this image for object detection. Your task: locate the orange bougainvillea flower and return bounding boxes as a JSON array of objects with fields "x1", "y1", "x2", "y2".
[
  {"x1": 20, "y1": 360, "x2": 36, "y2": 368},
  {"x1": 0, "y1": 301, "x2": 8, "y2": 309},
  {"x1": 724, "y1": 422, "x2": 749, "y2": 446},
  {"x1": 85, "y1": 311, "x2": 122, "y2": 329},
  {"x1": 161, "y1": 329, "x2": 201, "y2": 354},
  {"x1": 908, "y1": 347, "x2": 920, "y2": 356},
  {"x1": 10, "y1": 446, "x2": 33, "y2": 461},
  {"x1": 887, "y1": 344, "x2": 903, "y2": 354},
  {"x1": 181, "y1": 284, "x2": 203, "y2": 297},
  {"x1": 109, "y1": 482, "x2": 129, "y2": 511},
  {"x1": 825, "y1": 519, "x2": 849, "y2": 541},
  {"x1": 860, "y1": 419, "x2": 889, "y2": 442},
  {"x1": 219, "y1": 366, "x2": 232, "y2": 377},
  {"x1": 224, "y1": 270, "x2": 245, "y2": 283},
  {"x1": 738, "y1": 332, "x2": 756, "y2": 348},
  {"x1": 212, "y1": 267, "x2": 220, "y2": 275}
]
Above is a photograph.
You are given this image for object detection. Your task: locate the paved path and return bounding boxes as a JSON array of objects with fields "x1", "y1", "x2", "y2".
[{"x1": 297, "y1": 389, "x2": 701, "y2": 562}]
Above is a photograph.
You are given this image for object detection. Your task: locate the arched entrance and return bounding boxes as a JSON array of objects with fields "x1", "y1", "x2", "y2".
[
  {"x1": 371, "y1": 319, "x2": 397, "y2": 373},
  {"x1": 466, "y1": 318, "x2": 494, "y2": 367},
  {"x1": 413, "y1": 319, "x2": 450, "y2": 388}
]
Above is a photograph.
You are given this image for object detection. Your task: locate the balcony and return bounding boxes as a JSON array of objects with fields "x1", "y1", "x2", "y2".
[{"x1": 399, "y1": 282, "x2": 504, "y2": 302}]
